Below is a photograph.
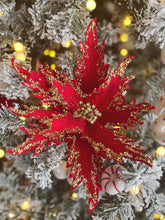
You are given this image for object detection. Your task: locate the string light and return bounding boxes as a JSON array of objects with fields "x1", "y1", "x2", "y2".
[
  {"x1": 15, "y1": 52, "x2": 26, "y2": 61},
  {"x1": 50, "y1": 63, "x2": 56, "y2": 70},
  {"x1": 49, "y1": 50, "x2": 56, "y2": 58},
  {"x1": 86, "y1": 0, "x2": 96, "y2": 12},
  {"x1": 154, "y1": 213, "x2": 165, "y2": 220},
  {"x1": 64, "y1": 40, "x2": 71, "y2": 48},
  {"x1": 13, "y1": 42, "x2": 25, "y2": 52},
  {"x1": 120, "y1": 48, "x2": 128, "y2": 56},
  {"x1": 42, "y1": 103, "x2": 50, "y2": 110},
  {"x1": 156, "y1": 146, "x2": 165, "y2": 156},
  {"x1": 22, "y1": 216, "x2": 28, "y2": 220},
  {"x1": 120, "y1": 33, "x2": 128, "y2": 42},
  {"x1": 21, "y1": 200, "x2": 30, "y2": 210},
  {"x1": 44, "y1": 49, "x2": 49, "y2": 56},
  {"x1": 71, "y1": 192, "x2": 78, "y2": 200},
  {"x1": 48, "y1": 208, "x2": 58, "y2": 218},
  {"x1": 130, "y1": 186, "x2": 140, "y2": 195},
  {"x1": 154, "y1": 213, "x2": 160, "y2": 219},
  {"x1": 8, "y1": 213, "x2": 15, "y2": 218},
  {"x1": 123, "y1": 15, "x2": 132, "y2": 26},
  {"x1": 0, "y1": 11, "x2": 4, "y2": 16},
  {"x1": 0, "y1": 149, "x2": 5, "y2": 158},
  {"x1": 20, "y1": 116, "x2": 26, "y2": 121},
  {"x1": 113, "y1": 126, "x2": 120, "y2": 129}
]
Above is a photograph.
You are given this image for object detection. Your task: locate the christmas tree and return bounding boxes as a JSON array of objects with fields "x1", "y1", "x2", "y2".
[{"x1": 0, "y1": 1, "x2": 165, "y2": 219}]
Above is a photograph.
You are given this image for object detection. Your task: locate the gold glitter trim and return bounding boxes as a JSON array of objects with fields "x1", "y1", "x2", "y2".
[{"x1": 73, "y1": 101, "x2": 101, "y2": 124}]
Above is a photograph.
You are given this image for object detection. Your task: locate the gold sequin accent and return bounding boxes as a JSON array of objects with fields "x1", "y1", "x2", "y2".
[{"x1": 73, "y1": 101, "x2": 101, "y2": 124}]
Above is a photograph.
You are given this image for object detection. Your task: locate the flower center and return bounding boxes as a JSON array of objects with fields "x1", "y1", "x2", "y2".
[{"x1": 73, "y1": 101, "x2": 102, "y2": 124}]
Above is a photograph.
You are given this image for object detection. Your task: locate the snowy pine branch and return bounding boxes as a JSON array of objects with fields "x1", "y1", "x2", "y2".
[
  {"x1": 0, "y1": 63, "x2": 29, "y2": 100},
  {"x1": 26, "y1": 143, "x2": 67, "y2": 188},
  {"x1": 134, "y1": 0, "x2": 165, "y2": 49},
  {"x1": 28, "y1": 0, "x2": 90, "y2": 46}
]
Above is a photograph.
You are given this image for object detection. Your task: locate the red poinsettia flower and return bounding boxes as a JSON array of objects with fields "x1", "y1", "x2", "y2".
[{"x1": 8, "y1": 18, "x2": 153, "y2": 213}]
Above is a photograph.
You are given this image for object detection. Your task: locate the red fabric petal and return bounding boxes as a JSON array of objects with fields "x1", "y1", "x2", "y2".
[
  {"x1": 67, "y1": 137, "x2": 104, "y2": 214},
  {"x1": 98, "y1": 102, "x2": 153, "y2": 129},
  {"x1": 8, "y1": 113, "x2": 85, "y2": 155},
  {"x1": 75, "y1": 18, "x2": 109, "y2": 94},
  {"x1": 86, "y1": 57, "x2": 134, "y2": 112},
  {"x1": 83, "y1": 121, "x2": 152, "y2": 167},
  {"x1": 49, "y1": 75, "x2": 84, "y2": 112},
  {"x1": 12, "y1": 59, "x2": 51, "y2": 91},
  {"x1": 7, "y1": 135, "x2": 48, "y2": 155}
]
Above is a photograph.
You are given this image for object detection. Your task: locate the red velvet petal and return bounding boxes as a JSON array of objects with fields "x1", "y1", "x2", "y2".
[
  {"x1": 49, "y1": 76, "x2": 84, "y2": 112},
  {"x1": 75, "y1": 18, "x2": 109, "y2": 94},
  {"x1": 83, "y1": 121, "x2": 152, "y2": 167},
  {"x1": 67, "y1": 137, "x2": 104, "y2": 214},
  {"x1": 8, "y1": 113, "x2": 85, "y2": 155},
  {"x1": 12, "y1": 59, "x2": 51, "y2": 91},
  {"x1": 86, "y1": 57, "x2": 134, "y2": 112},
  {"x1": 98, "y1": 102, "x2": 153, "y2": 129}
]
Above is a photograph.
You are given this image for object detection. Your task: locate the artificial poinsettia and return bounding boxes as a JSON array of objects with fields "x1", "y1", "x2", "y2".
[{"x1": 8, "y1": 18, "x2": 153, "y2": 213}]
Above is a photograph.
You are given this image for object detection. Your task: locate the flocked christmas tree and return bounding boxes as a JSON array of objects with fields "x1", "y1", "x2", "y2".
[{"x1": 0, "y1": 1, "x2": 165, "y2": 220}]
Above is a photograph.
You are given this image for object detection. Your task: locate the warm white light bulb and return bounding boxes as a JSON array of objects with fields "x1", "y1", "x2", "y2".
[
  {"x1": 71, "y1": 192, "x2": 78, "y2": 200},
  {"x1": 21, "y1": 201, "x2": 30, "y2": 210},
  {"x1": 156, "y1": 146, "x2": 165, "y2": 156},
  {"x1": 120, "y1": 33, "x2": 128, "y2": 42},
  {"x1": 0, "y1": 149, "x2": 5, "y2": 158},
  {"x1": 120, "y1": 48, "x2": 128, "y2": 56},
  {"x1": 13, "y1": 42, "x2": 25, "y2": 52},
  {"x1": 0, "y1": 11, "x2": 4, "y2": 16},
  {"x1": 42, "y1": 103, "x2": 50, "y2": 110},
  {"x1": 8, "y1": 213, "x2": 15, "y2": 218},
  {"x1": 50, "y1": 63, "x2": 56, "y2": 70},
  {"x1": 15, "y1": 52, "x2": 26, "y2": 61},
  {"x1": 64, "y1": 40, "x2": 71, "y2": 48},
  {"x1": 49, "y1": 50, "x2": 56, "y2": 57},
  {"x1": 86, "y1": 0, "x2": 96, "y2": 12},
  {"x1": 130, "y1": 186, "x2": 140, "y2": 195},
  {"x1": 123, "y1": 15, "x2": 132, "y2": 26}
]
